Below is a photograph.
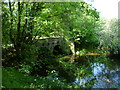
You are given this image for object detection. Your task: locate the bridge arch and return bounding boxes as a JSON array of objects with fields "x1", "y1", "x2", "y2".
[
  {"x1": 53, "y1": 45, "x2": 63, "y2": 55},
  {"x1": 35, "y1": 37, "x2": 75, "y2": 55}
]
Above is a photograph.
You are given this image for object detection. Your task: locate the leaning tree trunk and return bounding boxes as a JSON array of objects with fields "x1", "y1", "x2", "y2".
[{"x1": 14, "y1": 1, "x2": 22, "y2": 62}]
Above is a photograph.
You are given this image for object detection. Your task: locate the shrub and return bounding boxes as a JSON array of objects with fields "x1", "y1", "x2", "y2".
[{"x1": 2, "y1": 67, "x2": 68, "y2": 88}]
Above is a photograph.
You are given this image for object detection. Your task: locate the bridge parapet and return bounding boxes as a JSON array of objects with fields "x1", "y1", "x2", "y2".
[{"x1": 34, "y1": 36, "x2": 75, "y2": 54}]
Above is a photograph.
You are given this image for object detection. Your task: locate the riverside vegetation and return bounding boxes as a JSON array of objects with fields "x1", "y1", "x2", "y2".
[{"x1": 2, "y1": 1, "x2": 120, "y2": 88}]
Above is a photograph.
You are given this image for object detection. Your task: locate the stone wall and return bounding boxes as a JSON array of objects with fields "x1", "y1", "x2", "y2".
[{"x1": 36, "y1": 37, "x2": 75, "y2": 54}]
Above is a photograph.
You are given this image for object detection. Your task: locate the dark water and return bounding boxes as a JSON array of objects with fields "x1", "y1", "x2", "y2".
[
  {"x1": 67, "y1": 55, "x2": 120, "y2": 88},
  {"x1": 75, "y1": 62, "x2": 120, "y2": 88}
]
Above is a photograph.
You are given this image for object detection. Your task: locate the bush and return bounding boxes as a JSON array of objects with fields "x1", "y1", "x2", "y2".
[
  {"x1": 37, "y1": 47, "x2": 53, "y2": 59},
  {"x1": 2, "y1": 46, "x2": 17, "y2": 67},
  {"x1": 2, "y1": 67, "x2": 68, "y2": 88}
]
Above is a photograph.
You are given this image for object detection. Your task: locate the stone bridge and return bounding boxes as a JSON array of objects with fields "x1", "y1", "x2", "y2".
[{"x1": 35, "y1": 37, "x2": 75, "y2": 55}]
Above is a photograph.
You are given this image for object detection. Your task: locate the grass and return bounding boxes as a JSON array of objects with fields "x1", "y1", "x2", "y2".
[
  {"x1": 2, "y1": 67, "x2": 67, "y2": 88},
  {"x1": 2, "y1": 67, "x2": 34, "y2": 88}
]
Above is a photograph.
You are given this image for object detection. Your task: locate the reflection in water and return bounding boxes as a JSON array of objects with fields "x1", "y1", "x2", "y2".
[
  {"x1": 72, "y1": 55, "x2": 120, "y2": 88},
  {"x1": 92, "y1": 63, "x2": 120, "y2": 88},
  {"x1": 60, "y1": 54, "x2": 120, "y2": 88},
  {"x1": 74, "y1": 62, "x2": 120, "y2": 88}
]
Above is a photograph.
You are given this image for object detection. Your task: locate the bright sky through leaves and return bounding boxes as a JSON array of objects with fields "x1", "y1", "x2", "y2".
[{"x1": 85, "y1": 0, "x2": 119, "y2": 19}]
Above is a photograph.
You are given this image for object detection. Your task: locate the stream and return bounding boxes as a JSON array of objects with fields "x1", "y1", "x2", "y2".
[
  {"x1": 61, "y1": 54, "x2": 120, "y2": 88},
  {"x1": 75, "y1": 62, "x2": 120, "y2": 88},
  {"x1": 92, "y1": 63, "x2": 120, "y2": 88}
]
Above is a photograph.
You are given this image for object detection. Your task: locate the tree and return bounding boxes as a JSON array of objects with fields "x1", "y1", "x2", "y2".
[
  {"x1": 2, "y1": 1, "x2": 100, "y2": 62},
  {"x1": 98, "y1": 18, "x2": 120, "y2": 54}
]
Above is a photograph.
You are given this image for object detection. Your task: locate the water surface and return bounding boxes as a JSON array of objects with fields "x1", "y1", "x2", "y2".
[{"x1": 68, "y1": 54, "x2": 120, "y2": 88}]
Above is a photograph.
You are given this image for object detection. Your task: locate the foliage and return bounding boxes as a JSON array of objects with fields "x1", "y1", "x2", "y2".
[
  {"x1": 2, "y1": 46, "x2": 17, "y2": 67},
  {"x1": 2, "y1": 58, "x2": 96, "y2": 88},
  {"x1": 2, "y1": 53, "x2": 120, "y2": 88},
  {"x1": 2, "y1": 2, "x2": 100, "y2": 57},
  {"x1": 2, "y1": 1, "x2": 106, "y2": 89},
  {"x1": 2, "y1": 67, "x2": 68, "y2": 88},
  {"x1": 2, "y1": 43, "x2": 39, "y2": 67},
  {"x1": 29, "y1": 58, "x2": 77, "y2": 82},
  {"x1": 98, "y1": 18, "x2": 120, "y2": 54},
  {"x1": 38, "y1": 47, "x2": 53, "y2": 58},
  {"x1": 55, "y1": 60, "x2": 77, "y2": 83}
]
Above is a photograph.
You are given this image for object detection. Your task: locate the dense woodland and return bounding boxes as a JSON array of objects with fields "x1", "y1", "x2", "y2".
[{"x1": 1, "y1": 1, "x2": 120, "y2": 88}]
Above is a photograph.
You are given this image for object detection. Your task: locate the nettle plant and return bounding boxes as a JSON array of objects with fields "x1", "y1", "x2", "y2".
[{"x1": 98, "y1": 18, "x2": 120, "y2": 54}]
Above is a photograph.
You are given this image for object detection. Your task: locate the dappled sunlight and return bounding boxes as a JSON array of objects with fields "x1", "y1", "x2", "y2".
[{"x1": 2, "y1": 1, "x2": 120, "y2": 89}]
